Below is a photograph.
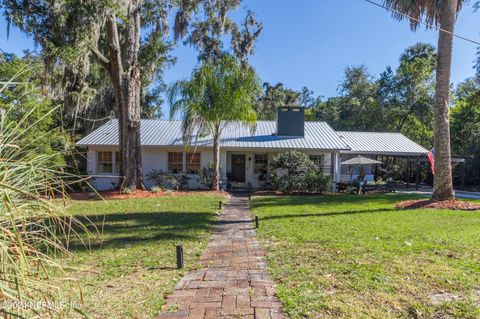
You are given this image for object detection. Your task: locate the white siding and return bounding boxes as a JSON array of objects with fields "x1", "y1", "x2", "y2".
[
  {"x1": 87, "y1": 146, "x2": 227, "y2": 190},
  {"x1": 142, "y1": 148, "x2": 167, "y2": 188},
  {"x1": 86, "y1": 146, "x2": 340, "y2": 191}
]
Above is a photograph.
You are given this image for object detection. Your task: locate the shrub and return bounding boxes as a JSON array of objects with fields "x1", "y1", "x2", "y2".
[
  {"x1": 305, "y1": 172, "x2": 333, "y2": 193},
  {"x1": 121, "y1": 186, "x2": 135, "y2": 194},
  {"x1": 198, "y1": 162, "x2": 215, "y2": 188},
  {"x1": 269, "y1": 150, "x2": 318, "y2": 193},
  {"x1": 150, "y1": 186, "x2": 164, "y2": 193},
  {"x1": 269, "y1": 150, "x2": 332, "y2": 194},
  {"x1": 146, "y1": 170, "x2": 190, "y2": 190},
  {"x1": 198, "y1": 162, "x2": 224, "y2": 189}
]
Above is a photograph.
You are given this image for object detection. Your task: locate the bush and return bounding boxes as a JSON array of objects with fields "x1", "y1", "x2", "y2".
[
  {"x1": 146, "y1": 170, "x2": 189, "y2": 190},
  {"x1": 198, "y1": 162, "x2": 215, "y2": 188},
  {"x1": 198, "y1": 162, "x2": 225, "y2": 189},
  {"x1": 150, "y1": 186, "x2": 164, "y2": 193},
  {"x1": 269, "y1": 151, "x2": 332, "y2": 193},
  {"x1": 121, "y1": 186, "x2": 134, "y2": 194},
  {"x1": 269, "y1": 151, "x2": 315, "y2": 193},
  {"x1": 305, "y1": 172, "x2": 333, "y2": 193}
]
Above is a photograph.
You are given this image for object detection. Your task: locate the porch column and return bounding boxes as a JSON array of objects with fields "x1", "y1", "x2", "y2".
[{"x1": 333, "y1": 153, "x2": 341, "y2": 187}]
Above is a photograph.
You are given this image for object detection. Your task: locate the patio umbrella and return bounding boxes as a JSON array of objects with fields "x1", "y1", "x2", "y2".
[
  {"x1": 341, "y1": 156, "x2": 383, "y2": 165},
  {"x1": 341, "y1": 156, "x2": 383, "y2": 179}
]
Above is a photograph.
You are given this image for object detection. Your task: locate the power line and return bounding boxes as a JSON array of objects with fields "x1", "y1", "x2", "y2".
[{"x1": 364, "y1": 0, "x2": 480, "y2": 46}]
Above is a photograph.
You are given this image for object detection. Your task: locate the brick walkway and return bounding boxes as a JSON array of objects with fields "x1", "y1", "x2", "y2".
[{"x1": 158, "y1": 194, "x2": 285, "y2": 319}]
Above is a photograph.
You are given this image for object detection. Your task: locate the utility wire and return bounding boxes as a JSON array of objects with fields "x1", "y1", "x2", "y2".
[{"x1": 364, "y1": 0, "x2": 480, "y2": 46}]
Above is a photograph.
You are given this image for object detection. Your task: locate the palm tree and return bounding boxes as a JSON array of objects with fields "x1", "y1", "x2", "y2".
[
  {"x1": 383, "y1": 0, "x2": 464, "y2": 200},
  {"x1": 168, "y1": 55, "x2": 260, "y2": 190}
]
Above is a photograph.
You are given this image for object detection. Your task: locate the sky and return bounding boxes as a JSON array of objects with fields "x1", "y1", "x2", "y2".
[{"x1": 1, "y1": 0, "x2": 479, "y2": 116}]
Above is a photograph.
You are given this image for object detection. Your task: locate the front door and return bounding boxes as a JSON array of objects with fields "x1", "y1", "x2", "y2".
[{"x1": 231, "y1": 154, "x2": 246, "y2": 183}]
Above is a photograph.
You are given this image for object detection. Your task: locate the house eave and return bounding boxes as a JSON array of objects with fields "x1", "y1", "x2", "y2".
[
  {"x1": 78, "y1": 143, "x2": 350, "y2": 152},
  {"x1": 340, "y1": 150, "x2": 429, "y2": 157}
]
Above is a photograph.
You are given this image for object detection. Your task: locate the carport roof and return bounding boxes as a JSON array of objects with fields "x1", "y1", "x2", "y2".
[{"x1": 336, "y1": 131, "x2": 429, "y2": 156}]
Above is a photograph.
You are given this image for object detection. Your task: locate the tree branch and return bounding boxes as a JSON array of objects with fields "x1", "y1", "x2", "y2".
[{"x1": 91, "y1": 47, "x2": 110, "y2": 69}]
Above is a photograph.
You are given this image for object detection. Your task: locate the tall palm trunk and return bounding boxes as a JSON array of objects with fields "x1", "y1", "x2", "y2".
[
  {"x1": 211, "y1": 126, "x2": 221, "y2": 191},
  {"x1": 432, "y1": 0, "x2": 456, "y2": 200},
  {"x1": 105, "y1": 1, "x2": 145, "y2": 190}
]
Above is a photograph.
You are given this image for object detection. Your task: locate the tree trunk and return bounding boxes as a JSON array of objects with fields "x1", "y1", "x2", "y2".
[
  {"x1": 211, "y1": 127, "x2": 221, "y2": 191},
  {"x1": 105, "y1": 1, "x2": 145, "y2": 190},
  {"x1": 432, "y1": 0, "x2": 456, "y2": 200}
]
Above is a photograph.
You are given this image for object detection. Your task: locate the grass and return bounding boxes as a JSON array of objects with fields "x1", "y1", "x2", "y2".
[
  {"x1": 251, "y1": 194, "x2": 480, "y2": 319},
  {"x1": 56, "y1": 194, "x2": 223, "y2": 318}
]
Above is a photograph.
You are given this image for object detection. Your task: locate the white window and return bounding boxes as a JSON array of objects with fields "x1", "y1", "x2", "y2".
[
  {"x1": 97, "y1": 151, "x2": 113, "y2": 174},
  {"x1": 186, "y1": 153, "x2": 201, "y2": 174},
  {"x1": 254, "y1": 154, "x2": 268, "y2": 175},
  {"x1": 310, "y1": 155, "x2": 324, "y2": 172},
  {"x1": 168, "y1": 152, "x2": 183, "y2": 174}
]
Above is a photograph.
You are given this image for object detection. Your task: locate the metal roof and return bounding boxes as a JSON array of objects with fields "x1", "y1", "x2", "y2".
[
  {"x1": 337, "y1": 131, "x2": 429, "y2": 156},
  {"x1": 77, "y1": 119, "x2": 351, "y2": 151}
]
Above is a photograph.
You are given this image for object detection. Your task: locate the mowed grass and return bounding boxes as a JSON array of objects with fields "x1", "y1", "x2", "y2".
[
  {"x1": 57, "y1": 194, "x2": 223, "y2": 319},
  {"x1": 251, "y1": 194, "x2": 480, "y2": 319}
]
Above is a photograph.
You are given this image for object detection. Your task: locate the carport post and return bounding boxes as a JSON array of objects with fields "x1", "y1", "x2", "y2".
[
  {"x1": 415, "y1": 161, "x2": 420, "y2": 190},
  {"x1": 406, "y1": 159, "x2": 411, "y2": 188}
]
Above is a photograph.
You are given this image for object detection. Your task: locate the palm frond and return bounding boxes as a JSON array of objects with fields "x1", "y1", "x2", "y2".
[
  {"x1": 382, "y1": 0, "x2": 464, "y2": 30},
  {"x1": 167, "y1": 54, "x2": 260, "y2": 189},
  {"x1": 0, "y1": 91, "x2": 90, "y2": 317}
]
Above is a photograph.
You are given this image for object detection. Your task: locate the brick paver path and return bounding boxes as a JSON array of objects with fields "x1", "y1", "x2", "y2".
[{"x1": 158, "y1": 194, "x2": 285, "y2": 319}]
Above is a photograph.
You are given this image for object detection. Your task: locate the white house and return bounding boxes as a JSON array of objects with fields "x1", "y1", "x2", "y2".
[{"x1": 77, "y1": 106, "x2": 429, "y2": 190}]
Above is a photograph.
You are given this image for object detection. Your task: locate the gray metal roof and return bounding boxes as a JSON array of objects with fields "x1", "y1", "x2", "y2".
[
  {"x1": 337, "y1": 131, "x2": 429, "y2": 156},
  {"x1": 77, "y1": 119, "x2": 351, "y2": 151}
]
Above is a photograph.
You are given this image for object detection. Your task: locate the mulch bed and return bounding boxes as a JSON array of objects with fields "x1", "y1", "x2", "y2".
[
  {"x1": 69, "y1": 189, "x2": 226, "y2": 200},
  {"x1": 396, "y1": 199, "x2": 480, "y2": 211}
]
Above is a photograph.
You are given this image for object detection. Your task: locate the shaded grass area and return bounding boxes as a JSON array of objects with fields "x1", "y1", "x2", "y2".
[
  {"x1": 57, "y1": 194, "x2": 223, "y2": 319},
  {"x1": 251, "y1": 194, "x2": 480, "y2": 319}
]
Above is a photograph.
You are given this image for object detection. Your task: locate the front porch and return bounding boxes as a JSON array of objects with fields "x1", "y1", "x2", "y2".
[{"x1": 224, "y1": 150, "x2": 336, "y2": 190}]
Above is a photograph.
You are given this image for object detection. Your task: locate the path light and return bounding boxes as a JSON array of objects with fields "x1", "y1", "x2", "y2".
[
  {"x1": 255, "y1": 216, "x2": 259, "y2": 229},
  {"x1": 219, "y1": 201, "x2": 222, "y2": 210},
  {"x1": 176, "y1": 244, "x2": 184, "y2": 269}
]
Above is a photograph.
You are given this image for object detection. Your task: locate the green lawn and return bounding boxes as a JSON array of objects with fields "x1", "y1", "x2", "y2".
[
  {"x1": 57, "y1": 194, "x2": 223, "y2": 318},
  {"x1": 251, "y1": 194, "x2": 480, "y2": 319}
]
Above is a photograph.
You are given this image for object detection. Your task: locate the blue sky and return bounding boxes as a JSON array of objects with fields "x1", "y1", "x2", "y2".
[{"x1": 1, "y1": 0, "x2": 479, "y2": 114}]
